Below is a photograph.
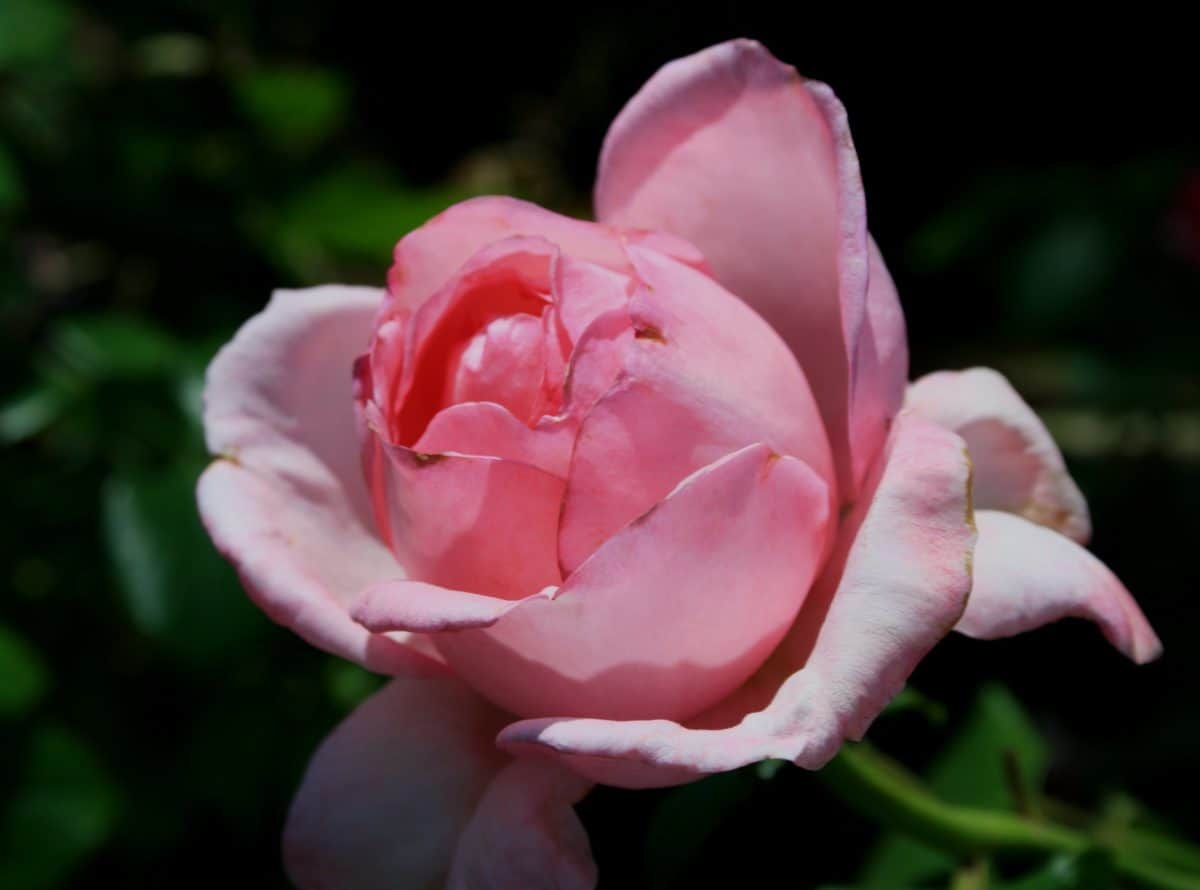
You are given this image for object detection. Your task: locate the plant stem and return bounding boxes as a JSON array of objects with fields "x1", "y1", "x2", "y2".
[{"x1": 818, "y1": 742, "x2": 1200, "y2": 890}]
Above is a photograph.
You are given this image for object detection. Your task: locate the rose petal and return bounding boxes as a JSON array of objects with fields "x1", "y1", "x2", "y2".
[
  {"x1": 595, "y1": 39, "x2": 906, "y2": 498},
  {"x1": 365, "y1": 438, "x2": 566, "y2": 600},
  {"x1": 497, "y1": 413, "x2": 974, "y2": 788},
  {"x1": 906, "y1": 366, "x2": 1091, "y2": 542},
  {"x1": 355, "y1": 443, "x2": 829, "y2": 724},
  {"x1": 557, "y1": 244, "x2": 835, "y2": 572},
  {"x1": 957, "y1": 510, "x2": 1162, "y2": 663},
  {"x1": 414, "y1": 402, "x2": 574, "y2": 478},
  {"x1": 387, "y1": 195, "x2": 704, "y2": 313},
  {"x1": 197, "y1": 285, "x2": 432, "y2": 672},
  {"x1": 385, "y1": 237, "x2": 556, "y2": 446},
  {"x1": 283, "y1": 667, "x2": 522, "y2": 890},
  {"x1": 447, "y1": 760, "x2": 596, "y2": 890}
]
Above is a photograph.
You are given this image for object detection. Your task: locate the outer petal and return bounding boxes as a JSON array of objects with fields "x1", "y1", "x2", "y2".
[
  {"x1": 595, "y1": 39, "x2": 906, "y2": 498},
  {"x1": 957, "y1": 511, "x2": 1162, "y2": 663},
  {"x1": 387, "y1": 195, "x2": 705, "y2": 312},
  {"x1": 284, "y1": 668, "x2": 596, "y2": 890},
  {"x1": 355, "y1": 443, "x2": 831, "y2": 724},
  {"x1": 498, "y1": 413, "x2": 974, "y2": 788},
  {"x1": 907, "y1": 366, "x2": 1091, "y2": 542},
  {"x1": 557, "y1": 244, "x2": 834, "y2": 572},
  {"x1": 197, "y1": 285, "x2": 430, "y2": 672},
  {"x1": 447, "y1": 760, "x2": 596, "y2": 890}
]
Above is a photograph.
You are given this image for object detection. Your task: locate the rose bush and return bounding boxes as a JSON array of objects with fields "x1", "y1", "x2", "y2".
[{"x1": 197, "y1": 39, "x2": 1161, "y2": 889}]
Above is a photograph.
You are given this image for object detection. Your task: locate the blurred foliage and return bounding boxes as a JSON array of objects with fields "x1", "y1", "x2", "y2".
[{"x1": 1, "y1": 0, "x2": 1196, "y2": 887}]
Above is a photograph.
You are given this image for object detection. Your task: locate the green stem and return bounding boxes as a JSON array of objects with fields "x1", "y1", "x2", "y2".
[{"x1": 818, "y1": 742, "x2": 1200, "y2": 890}]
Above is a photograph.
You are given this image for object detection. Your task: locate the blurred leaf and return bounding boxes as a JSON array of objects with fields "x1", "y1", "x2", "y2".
[
  {"x1": 642, "y1": 769, "x2": 758, "y2": 889},
  {"x1": 0, "y1": 727, "x2": 120, "y2": 889},
  {"x1": 1009, "y1": 215, "x2": 1115, "y2": 330},
  {"x1": 882, "y1": 687, "x2": 949, "y2": 726},
  {"x1": 0, "y1": 624, "x2": 49, "y2": 717},
  {"x1": 862, "y1": 685, "x2": 1049, "y2": 887},
  {"x1": 50, "y1": 315, "x2": 182, "y2": 380},
  {"x1": 324, "y1": 660, "x2": 384, "y2": 712},
  {"x1": 235, "y1": 67, "x2": 349, "y2": 153},
  {"x1": 0, "y1": 386, "x2": 65, "y2": 443},
  {"x1": 133, "y1": 33, "x2": 211, "y2": 78},
  {"x1": 994, "y1": 850, "x2": 1116, "y2": 890},
  {"x1": 0, "y1": 0, "x2": 71, "y2": 70},
  {"x1": 254, "y1": 167, "x2": 469, "y2": 278},
  {"x1": 0, "y1": 143, "x2": 24, "y2": 213},
  {"x1": 755, "y1": 758, "x2": 787, "y2": 780},
  {"x1": 102, "y1": 460, "x2": 265, "y2": 665}
]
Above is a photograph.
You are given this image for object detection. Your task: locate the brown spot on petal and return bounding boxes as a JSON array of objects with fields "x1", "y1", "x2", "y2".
[
  {"x1": 634, "y1": 324, "x2": 666, "y2": 343},
  {"x1": 410, "y1": 451, "x2": 446, "y2": 467}
]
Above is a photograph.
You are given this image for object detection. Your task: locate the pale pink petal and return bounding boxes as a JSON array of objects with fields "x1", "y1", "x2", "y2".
[
  {"x1": 595, "y1": 39, "x2": 905, "y2": 498},
  {"x1": 283, "y1": 668, "x2": 507, "y2": 890},
  {"x1": 957, "y1": 510, "x2": 1162, "y2": 663},
  {"x1": 429, "y1": 443, "x2": 830, "y2": 724},
  {"x1": 364, "y1": 438, "x2": 565, "y2": 601},
  {"x1": 387, "y1": 195, "x2": 703, "y2": 312},
  {"x1": 907, "y1": 366, "x2": 1091, "y2": 542},
  {"x1": 354, "y1": 579, "x2": 559, "y2": 633},
  {"x1": 353, "y1": 444, "x2": 828, "y2": 723},
  {"x1": 498, "y1": 413, "x2": 974, "y2": 788},
  {"x1": 414, "y1": 402, "x2": 574, "y2": 478},
  {"x1": 447, "y1": 760, "x2": 596, "y2": 890},
  {"x1": 557, "y1": 244, "x2": 834, "y2": 572},
  {"x1": 197, "y1": 286, "x2": 432, "y2": 672}
]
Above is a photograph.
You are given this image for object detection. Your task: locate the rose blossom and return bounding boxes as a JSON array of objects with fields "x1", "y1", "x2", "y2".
[{"x1": 197, "y1": 39, "x2": 1161, "y2": 889}]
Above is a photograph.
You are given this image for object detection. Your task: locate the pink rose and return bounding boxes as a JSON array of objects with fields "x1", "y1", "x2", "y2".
[{"x1": 198, "y1": 39, "x2": 1161, "y2": 889}]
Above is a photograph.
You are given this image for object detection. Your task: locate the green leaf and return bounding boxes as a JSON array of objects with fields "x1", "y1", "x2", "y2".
[
  {"x1": 861, "y1": 685, "x2": 1049, "y2": 887},
  {"x1": 102, "y1": 460, "x2": 266, "y2": 665},
  {"x1": 254, "y1": 167, "x2": 470, "y2": 279},
  {"x1": 235, "y1": 67, "x2": 349, "y2": 153},
  {"x1": 324, "y1": 660, "x2": 384, "y2": 712},
  {"x1": 0, "y1": 727, "x2": 120, "y2": 889},
  {"x1": 0, "y1": 0, "x2": 71, "y2": 70},
  {"x1": 50, "y1": 315, "x2": 183, "y2": 381},
  {"x1": 0, "y1": 625, "x2": 49, "y2": 717},
  {"x1": 994, "y1": 850, "x2": 1117, "y2": 890},
  {"x1": 0, "y1": 143, "x2": 24, "y2": 214},
  {"x1": 642, "y1": 769, "x2": 758, "y2": 889}
]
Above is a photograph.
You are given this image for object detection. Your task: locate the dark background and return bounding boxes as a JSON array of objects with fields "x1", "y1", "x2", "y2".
[{"x1": 2, "y1": 3, "x2": 1197, "y2": 887}]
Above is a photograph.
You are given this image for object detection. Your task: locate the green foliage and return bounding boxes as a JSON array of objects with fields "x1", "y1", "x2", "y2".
[
  {"x1": 0, "y1": 624, "x2": 49, "y2": 717},
  {"x1": 234, "y1": 66, "x2": 349, "y2": 153},
  {"x1": 0, "y1": 728, "x2": 120, "y2": 889},
  {"x1": 861, "y1": 685, "x2": 1049, "y2": 887},
  {"x1": 252, "y1": 166, "x2": 470, "y2": 279},
  {"x1": 0, "y1": 0, "x2": 71, "y2": 70},
  {"x1": 995, "y1": 851, "x2": 1117, "y2": 890},
  {"x1": 102, "y1": 459, "x2": 266, "y2": 665}
]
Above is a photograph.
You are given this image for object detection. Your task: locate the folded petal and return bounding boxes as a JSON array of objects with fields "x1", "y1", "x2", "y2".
[
  {"x1": 387, "y1": 195, "x2": 704, "y2": 313},
  {"x1": 447, "y1": 760, "x2": 596, "y2": 890},
  {"x1": 197, "y1": 286, "x2": 431, "y2": 673},
  {"x1": 414, "y1": 402, "x2": 574, "y2": 478},
  {"x1": 558, "y1": 244, "x2": 834, "y2": 572},
  {"x1": 957, "y1": 510, "x2": 1162, "y2": 663},
  {"x1": 357, "y1": 443, "x2": 830, "y2": 725},
  {"x1": 595, "y1": 39, "x2": 906, "y2": 498},
  {"x1": 907, "y1": 367, "x2": 1091, "y2": 542},
  {"x1": 498, "y1": 413, "x2": 974, "y2": 788},
  {"x1": 283, "y1": 667, "x2": 517, "y2": 889},
  {"x1": 365, "y1": 438, "x2": 566, "y2": 600}
]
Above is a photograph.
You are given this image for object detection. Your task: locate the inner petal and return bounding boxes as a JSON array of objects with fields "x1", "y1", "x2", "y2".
[{"x1": 445, "y1": 313, "x2": 548, "y2": 423}]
